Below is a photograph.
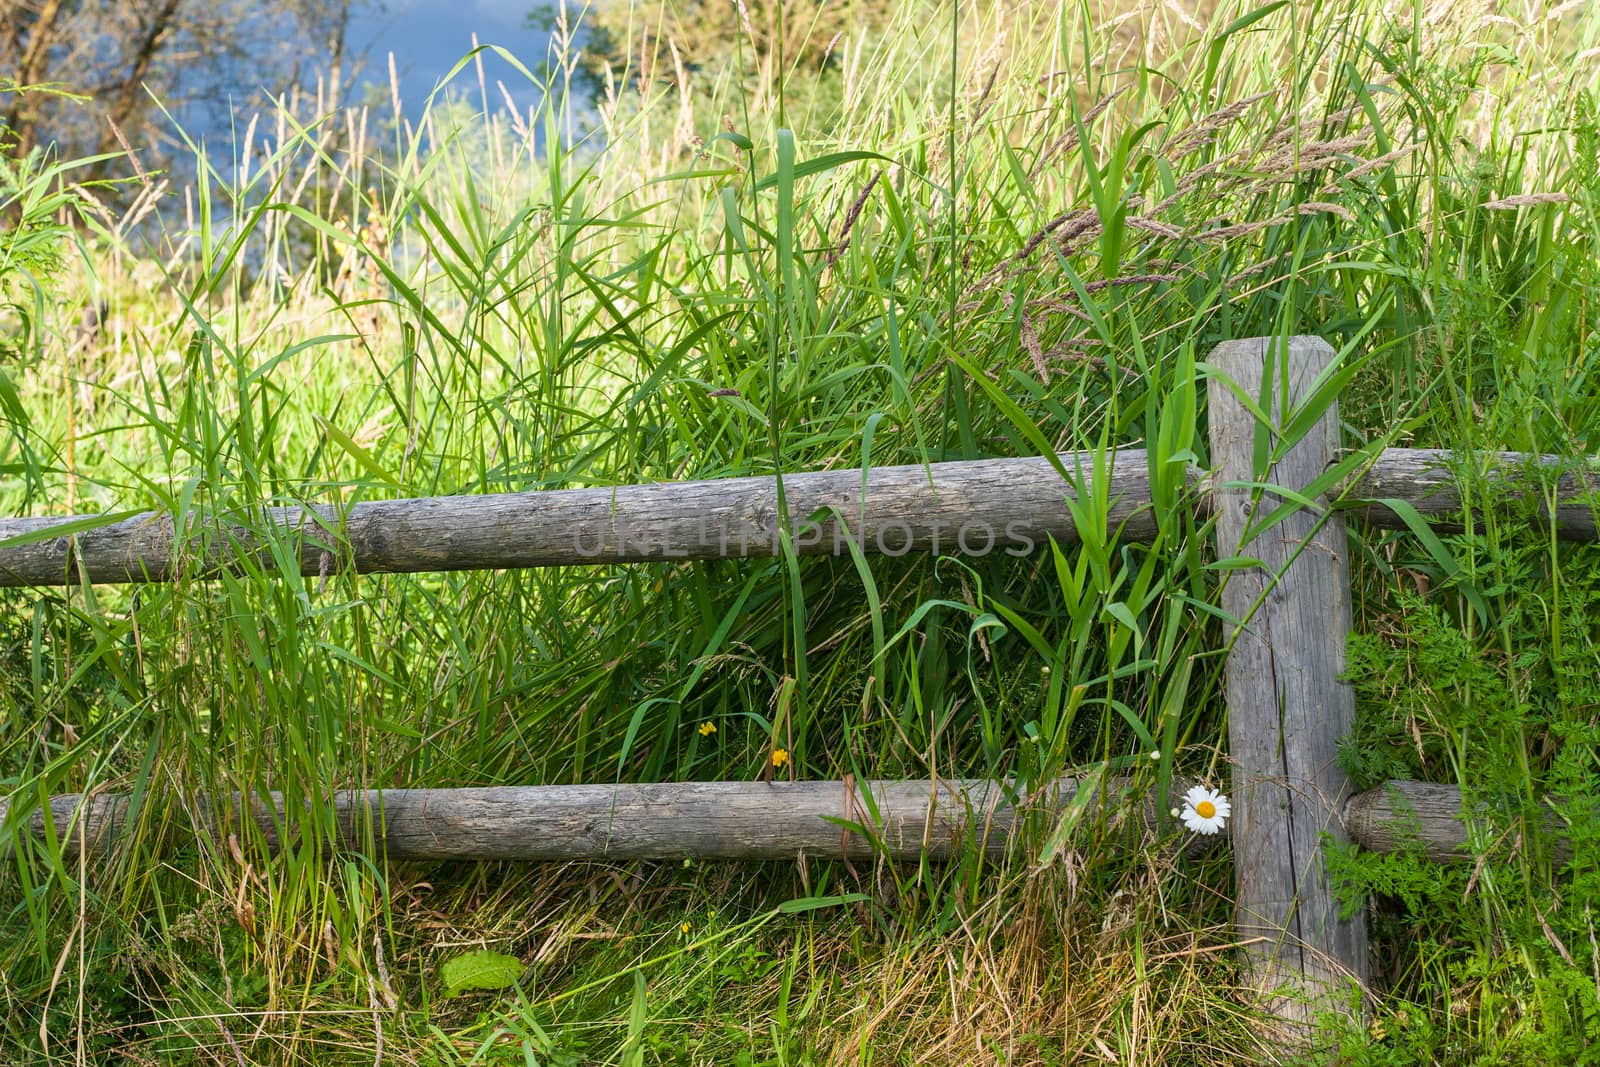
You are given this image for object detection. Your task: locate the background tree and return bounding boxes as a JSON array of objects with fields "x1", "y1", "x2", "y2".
[{"x1": 1, "y1": 0, "x2": 354, "y2": 179}]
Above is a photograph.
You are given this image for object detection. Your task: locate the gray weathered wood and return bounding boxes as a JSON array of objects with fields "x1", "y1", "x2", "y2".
[
  {"x1": 0, "y1": 778, "x2": 1134, "y2": 861},
  {"x1": 1, "y1": 443, "x2": 1593, "y2": 588},
  {"x1": 1344, "y1": 779, "x2": 1582, "y2": 864},
  {"x1": 1343, "y1": 781, "x2": 1470, "y2": 863},
  {"x1": 1206, "y1": 336, "x2": 1370, "y2": 1033},
  {"x1": 1345, "y1": 449, "x2": 1600, "y2": 539},
  {"x1": 0, "y1": 451, "x2": 1161, "y2": 586},
  {"x1": 0, "y1": 778, "x2": 1533, "y2": 863}
]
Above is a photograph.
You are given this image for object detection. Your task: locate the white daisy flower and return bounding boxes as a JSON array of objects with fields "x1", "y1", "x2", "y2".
[{"x1": 1180, "y1": 786, "x2": 1231, "y2": 835}]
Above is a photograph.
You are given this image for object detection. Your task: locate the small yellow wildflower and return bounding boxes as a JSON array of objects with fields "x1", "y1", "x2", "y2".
[
  {"x1": 771, "y1": 748, "x2": 790, "y2": 769},
  {"x1": 697, "y1": 721, "x2": 717, "y2": 736},
  {"x1": 681, "y1": 921, "x2": 692, "y2": 934}
]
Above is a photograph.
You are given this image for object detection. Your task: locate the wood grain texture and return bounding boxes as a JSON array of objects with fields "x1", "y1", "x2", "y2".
[
  {"x1": 0, "y1": 778, "x2": 1509, "y2": 863},
  {"x1": 0, "y1": 451, "x2": 1160, "y2": 586},
  {"x1": 1346, "y1": 448, "x2": 1600, "y2": 539},
  {"x1": 0, "y1": 444, "x2": 1592, "y2": 588},
  {"x1": 0, "y1": 778, "x2": 1120, "y2": 862},
  {"x1": 1343, "y1": 780, "x2": 1581, "y2": 864},
  {"x1": 1206, "y1": 336, "x2": 1371, "y2": 1030},
  {"x1": 1342, "y1": 781, "x2": 1469, "y2": 863}
]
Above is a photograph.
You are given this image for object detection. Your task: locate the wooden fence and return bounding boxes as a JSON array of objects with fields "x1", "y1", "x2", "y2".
[{"x1": 2, "y1": 336, "x2": 1597, "y2": 1047}]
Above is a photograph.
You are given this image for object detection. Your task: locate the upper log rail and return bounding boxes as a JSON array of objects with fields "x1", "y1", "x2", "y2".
[
  {"x1": 0, "y1": 451, "x2": 1160, "y2": 586},
  {"x1": 0, "y1": 447, "x2": 1594, "y2": 586},
  {"x1": 1347, "y1": 448, "x2": 1600, "y2": 539}
]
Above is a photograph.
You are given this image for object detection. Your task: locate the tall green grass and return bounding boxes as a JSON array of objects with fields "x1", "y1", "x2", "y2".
[{"x1": 1, "y1": 0, "x2": 1598, "y2": 1061}]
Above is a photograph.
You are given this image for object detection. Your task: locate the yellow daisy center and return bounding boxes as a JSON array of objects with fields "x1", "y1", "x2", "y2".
[{"x1": 1196, "y1": 800, "x2": 1216, "y2": 818}]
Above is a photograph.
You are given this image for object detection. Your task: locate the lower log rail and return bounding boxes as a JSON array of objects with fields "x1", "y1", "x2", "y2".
[{"x1": 2, "y1": 778, "x2": 1480, "y2": 863}]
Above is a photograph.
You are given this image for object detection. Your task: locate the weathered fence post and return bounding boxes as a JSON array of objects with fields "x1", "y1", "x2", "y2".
[{"x1": 1206, "y1": 336, "x2": 1369, "y2": 1040}]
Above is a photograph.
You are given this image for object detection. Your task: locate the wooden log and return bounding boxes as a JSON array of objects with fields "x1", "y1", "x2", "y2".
[
  {"x1": 0, "y1": 778, "x2": 1522, "y2": 864},
  {"x1": 0, "y1": 778, "x2": 1118, "y2": 862},
  {"x1": 1345, "y1": 448, "x2": 1600, "y2": 540},
  {"x1": 0, "y1": 450, "x2": 1160, "y2": 587},
  {"x1": 1344, "y1": 779, "x2": 1584, "y2": 864},
  {"x1": 0, "y1": 443, "x2": 1593, "y2": 588},
  {"x1": 1206, "y1": 336, "x2": 1370, "y2": 1034},
  {"x1": 1342, "y1": 781, "x2": 1470, "y2": 863}
]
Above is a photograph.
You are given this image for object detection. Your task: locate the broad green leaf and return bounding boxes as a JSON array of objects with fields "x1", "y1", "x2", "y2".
[
  {"x1": 779, "y1": 892, "x2": 871, "y2": 914},
  {"x1": 314, "y1": 416, "x2": 403, "y2": 491},
  {"x1": 753, "y1": 150, "x2": 895, "y2": 191},
  {"x1": 440, "y1": 950, "x2": 523, "y2": 997}
]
